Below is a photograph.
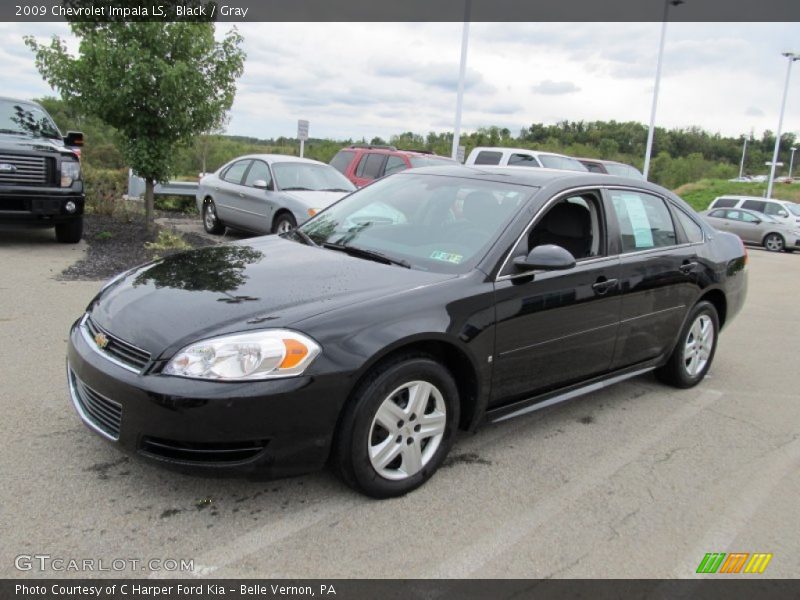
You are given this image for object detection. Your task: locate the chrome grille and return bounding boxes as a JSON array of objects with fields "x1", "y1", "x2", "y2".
[
  {"x1": 84, "y1": 316, "x2": 151, "y2": 373},
  {"x1": 0, "y1": 154, "x2": 48, "y2": 185},
  {"x1": 68, "y1": 369, "x2": 122, "y2": 440}
]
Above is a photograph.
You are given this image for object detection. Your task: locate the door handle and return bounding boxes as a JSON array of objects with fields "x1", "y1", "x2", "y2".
[
  {"x1": 238, "y1": 192, "x2": 245, "y2": 198},
  {"x1": 592, "y1": 278, "x2": 618, "y2": 294},
  {"x1": 679, "y1": 261, "x2": 698, "y2": 274}
]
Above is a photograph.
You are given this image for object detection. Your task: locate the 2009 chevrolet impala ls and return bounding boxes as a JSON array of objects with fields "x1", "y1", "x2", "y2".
[{"x1": 67, "y1": 166, "x2": 747, "y2": 497}]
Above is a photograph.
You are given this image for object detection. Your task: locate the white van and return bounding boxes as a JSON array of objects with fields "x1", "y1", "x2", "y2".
[
  {"x1": 707, "y1": 195, "x2": 800, "y2": 228},
  {"x1": 465, "y1": 147, "x2": 588, "y2": 172}
]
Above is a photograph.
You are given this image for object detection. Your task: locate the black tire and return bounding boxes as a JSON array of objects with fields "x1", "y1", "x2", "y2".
[
  {"x1": 785, "y1": 248, "x2": 795, "y2": 253},
  {"x1": 272, "y1": 211, "x2": 297, "y2": 235},
  {"x1": 656, "y1": 301, "x2": 719, "y2": 389},
  {"x1": 332, "y1": 355, "x2": 460, "y2": 498},
  {"x1": 202, "y1": 199, "x2": 225, "y2": 235},
  {"x1": 55, "y1": 217, "x2": 83, "y2": 244},
  {"x1": 763, "y1": 232, "x2": 785, "y2": 252}
]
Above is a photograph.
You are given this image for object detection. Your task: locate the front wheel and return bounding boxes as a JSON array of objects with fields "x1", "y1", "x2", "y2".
[
  {"x1": 272, "y1": 212, "x2": 297, "y2": 235},
  {"x1": 763, "y1": 233, "x2": 785, "y2": 252},
  {"x1": 332, "y1": 356, "x2": 460, "y2": 498},
  {"x1": 202, "y1": 199, "x2": 225, "y2": 235},
  {"x1": 55, "y1": 217, "x2": 83, "y2": 243},
  {"x1": 656, "y1": 301, "x2": 719, "y2": 388}
]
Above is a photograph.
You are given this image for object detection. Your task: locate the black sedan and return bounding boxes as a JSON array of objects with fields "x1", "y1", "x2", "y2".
[{"x1": 67, "y1": 166, "x2": 747, "y2": 497}]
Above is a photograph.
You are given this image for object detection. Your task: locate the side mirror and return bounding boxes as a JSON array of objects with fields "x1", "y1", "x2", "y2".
[
  {"x1": 253, "y1": 179, "x2": 273, "y2": 191},
  {"x1": 513, "y1": 244, "x2": 576, "y2": 272},
  {"x1": 63, "y1": 131, "x2": 84, "y2": 147},
  {"x1": 777, "y1": 211, "x2": 788, "y2": 218},
  {"x1": 752, "y1": 219, "x2": 762, "y2": 225}
]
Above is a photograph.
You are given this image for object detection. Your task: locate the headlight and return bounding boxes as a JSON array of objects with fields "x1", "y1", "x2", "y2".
[
  {"x1": 163, "y1": 330, "x2": 321, "y2": 381},
  {"x1": 61, "y1": 159, "x2": 81, "y2": 187}
]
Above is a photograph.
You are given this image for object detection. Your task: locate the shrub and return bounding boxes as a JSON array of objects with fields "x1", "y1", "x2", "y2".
[{"x1": 82, "y1": 165, "x2": 128, "y2": 216}]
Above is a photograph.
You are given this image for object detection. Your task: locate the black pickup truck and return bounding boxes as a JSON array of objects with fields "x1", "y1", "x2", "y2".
[{"x1": 0, "y1": 97, "x2": 85, "y2": 243}]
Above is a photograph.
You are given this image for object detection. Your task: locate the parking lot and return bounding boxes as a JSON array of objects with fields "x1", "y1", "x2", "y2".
[{"x1": 1, "y1": 229, "x2": 798, "y2": 579}]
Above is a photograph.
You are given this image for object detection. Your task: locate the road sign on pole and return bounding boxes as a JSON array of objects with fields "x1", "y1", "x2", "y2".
[{"x1": 297, "y1": 119, "x2": 309, "y2": 158}]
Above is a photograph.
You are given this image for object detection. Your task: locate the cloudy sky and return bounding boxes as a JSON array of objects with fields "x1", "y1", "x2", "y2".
[{"x1": 3, "y1": 21, "x2": 799, "y2": 142}]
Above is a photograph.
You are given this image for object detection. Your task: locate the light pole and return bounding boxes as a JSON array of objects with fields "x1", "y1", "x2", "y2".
[
  {"x1": 766, "y1": 52, "x2": 799, "y2": 199},
  {"x1": 738, "y1": 137, "x2": 748, "y2": 179},
  {"x1": 789, "y1": 146, "x2": 798, "y2": 179},
  {"x1": 642, "y1": 0, "x2": 685, "y2": 181},
  {"x1": 451, "y1": 0, "x2": 471, "y2": 162}
]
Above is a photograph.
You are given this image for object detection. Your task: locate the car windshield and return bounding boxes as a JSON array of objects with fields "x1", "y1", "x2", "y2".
[
  {"x1": 273, "y1": 162, "x2": 356, "y2": 192},
  {"x1": 785, "y1": 203, "x2": 800, "y2": 217},
  {"x1": 298, "y1": 173, "x2": 534, "y2": 273},
  {"x1": 538, "y1": 154, "x2": 588, "y2": 172},
  {"x1": 408, "y1": 155, "x2": 456, "y2": 168},
  {"x1": 603, "y1": 163, "x2": 644, "y2": 179},
  {"x1": 0, "y1": 99, "x2": 61, "y2": 139}
]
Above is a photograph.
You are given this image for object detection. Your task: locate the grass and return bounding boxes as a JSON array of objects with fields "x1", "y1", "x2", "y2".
[
  {"x1": 673, "y1": 179, "x2": 800, "y2": 212},
  {"x1": 144, "y1": 229, "x2": 191, "y2": 258}
]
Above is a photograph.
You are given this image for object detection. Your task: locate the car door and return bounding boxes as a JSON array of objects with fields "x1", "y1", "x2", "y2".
[
  {"x1": 239, "y1": 159, "x2": 275, "y2": 234},
  {"x1": 605, "y1": 188, "x2": 700, "y2": 369},
  {"x1": 214, "y1": 159, "x2": 252, "y2": 228},
  {"x1": 491, "y1": 189, "x2": 621, "y2": 404},
  {"x1": 737, "y1": 211, "x2": 767, "y2": 244}
]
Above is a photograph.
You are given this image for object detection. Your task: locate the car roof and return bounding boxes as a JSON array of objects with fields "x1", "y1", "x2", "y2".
[
  {"x1": 345, "y1": 146, "x2": 446, "y2": 157},
  {"x1": 713, "y1": 195, "x2": 790, "y2": 203},
  {"x1": 469, "y1": 147, "x2": 567, "y2": 157},
  {"x1": 574, "y1": 157, "x2": 627, "y2": 166},
  {"x1": 399, "y1": 164, "x2": 668, "y2": 191},
  {"x1": 0, "y1": 96, "x2": 43, "y2": 108},
  {"x1": 233, "y1": 154, "x2": 327, "y2": 166}
]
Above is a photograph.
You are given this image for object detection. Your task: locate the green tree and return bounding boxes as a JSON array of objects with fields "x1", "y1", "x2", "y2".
[{"x1": 25, "y1": 16, "x2": 245, "y2": 230}]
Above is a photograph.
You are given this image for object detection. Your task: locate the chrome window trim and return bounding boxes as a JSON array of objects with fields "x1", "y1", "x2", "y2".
[{"x1": 79, "y1": 314, "x2": 142, "y2": 375}]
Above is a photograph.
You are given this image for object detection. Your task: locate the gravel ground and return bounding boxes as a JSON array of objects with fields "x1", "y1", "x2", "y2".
[{"x1": 59, "y1": 213, "x2": 217, "y2": 281}]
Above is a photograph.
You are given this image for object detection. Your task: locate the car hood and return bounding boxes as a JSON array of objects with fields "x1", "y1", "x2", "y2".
[
  {"x1": 282, "y1": 190, "x2": 350, "y2": 208},
  {"x1": 0, "y1": 132, "x2": 68, "y2": 155},
  {"x1": 88, "y1": 235, "x2": 452, "y2": 358}
]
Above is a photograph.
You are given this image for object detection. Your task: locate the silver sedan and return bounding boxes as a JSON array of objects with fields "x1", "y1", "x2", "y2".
[
  {"x1": 701, "y1": 207, "x2": 800, "y2": 253},
  {"x1": 196, "y1": 154, "x2": 356, "y2": 235}
]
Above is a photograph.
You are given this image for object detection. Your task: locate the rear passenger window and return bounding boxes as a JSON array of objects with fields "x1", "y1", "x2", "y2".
[
  {"x1": 473, "y1": 151, "x2": 502, "y2": 165},
  {"x1": 708, "y1": 209, "x2": 727, "y2": 218},
  {"x1": 508, "y1": 153, "x2": 539, "y2": 167},
  {"x1": 741, "y1": 199, "x2": 766, "y2": 212},
  {"x1": 355, "y1": 153, "x2": 385, "y2": 180},
  {"x1": 674, "y1": 209, "x2": 704, "y2": 243},
  {"x1": 713, "y1": 198, "x2": 737, "y2": 208},
  {"x1": 610, "y1": 190, "x2": 677, "y2": 252},
  {"x1": 384, "y1": 155, "x2": 407, "y2": 176}
]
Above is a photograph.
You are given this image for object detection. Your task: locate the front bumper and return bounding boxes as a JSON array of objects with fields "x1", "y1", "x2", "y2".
[
  {"x1": 0, "y1": 188, "x2": 84, "y2": 226},
  {"x1": 66, "y1": 317, "x2": 351, "y2": 477}
]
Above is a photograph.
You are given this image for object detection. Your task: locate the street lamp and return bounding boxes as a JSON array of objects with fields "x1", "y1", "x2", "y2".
[
  {"x1": 451, "y1": 0, "x2": 471, "y2": 162},
  {"x1": 642, "y1": 0, "x2": 685, "y2": 181},
  {"x1": 766, "y1": 52, "x2": 799, "y2": 199},
  {"x1": 789, "y1": 146, "x2": 798, "y2": 179}
]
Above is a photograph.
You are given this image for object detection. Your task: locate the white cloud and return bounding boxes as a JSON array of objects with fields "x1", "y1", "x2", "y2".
[{"x1": 2, "y1": 21, "x2": 799, "y2": 143}]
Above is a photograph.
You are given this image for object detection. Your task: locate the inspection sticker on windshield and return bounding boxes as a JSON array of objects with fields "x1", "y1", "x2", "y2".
[{"x1": 430, "y1": 251, "x2": 463, "y2": 264}]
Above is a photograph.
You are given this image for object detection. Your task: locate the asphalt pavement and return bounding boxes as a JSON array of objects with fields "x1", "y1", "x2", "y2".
[{"x1": 1, "y1": 228, "x2": 798, "y2": 579}]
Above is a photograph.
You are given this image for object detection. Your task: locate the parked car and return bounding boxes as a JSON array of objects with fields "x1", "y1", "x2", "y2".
[
  {"x1": 701, "y1": 207, "x2": 800, "y2": 252},
  {"x1": 465, "y1": 147, "x2": 588, "y2": 172},
  {"x1": 196, "y1": 154, "x2": 355, "y2": 235},
  {"x1": 68, "y1": 166, "x2": 747, "y2": 498},
  {"x1": 576, "y1": 157, "x2": 644, "y2": 180},
  {"x1": 330, "y1": 144, "x2": 455, "y2": 187},
  {"x1": 706, "y1": 195, "x2": 800, "y2": 229},
  {"x1": 0, "y1": 96, "x2": 85, "y2": 242}
]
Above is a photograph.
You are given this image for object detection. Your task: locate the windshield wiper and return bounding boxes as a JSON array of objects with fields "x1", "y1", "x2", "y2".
[
  {"x1": 320, "y1": 188, "x2": 352, "y2": 192},
  {"x1": 322, "y1": 242, "x2": 411, "y2": 269},
  {"x1": 286, "y1": 228, "x2": 319, "y2": 247},
  {"x1": 281, "y1": 186, "x2": 313, "y2": 191}
]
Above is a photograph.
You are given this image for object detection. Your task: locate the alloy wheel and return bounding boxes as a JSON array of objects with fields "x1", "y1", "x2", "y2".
[
  {"x1": 682, "y1": 314, "x2": 714, "y2": 377},
  {"x1": 204, "y1": 202, "x2": 217, "y2": 231},
  {"x1": 276, "y1": 218, "x2": 294, "y2": 234},
  {"x1": 368, "y1": 380, "x2": 446, "y2": 481},
  {"x1": 764, "y1": 234, "x2": 784, "y2": 252}
]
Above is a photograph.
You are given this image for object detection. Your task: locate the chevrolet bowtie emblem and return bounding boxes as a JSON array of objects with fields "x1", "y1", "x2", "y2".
[{"x1": 94, "y1": 332, "x2": 109, "y2": 349}]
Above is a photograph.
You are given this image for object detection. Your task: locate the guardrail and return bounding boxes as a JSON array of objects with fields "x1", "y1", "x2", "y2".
[{"x1": 127, "y1": 170, "x2": 200, "y2": 199}]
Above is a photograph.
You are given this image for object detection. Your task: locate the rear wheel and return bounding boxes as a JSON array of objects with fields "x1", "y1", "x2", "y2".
[
  {"x1": 55, "y1": 217, "x2": 83, "y2": 244},
  {"x1": 763, "y1": 233, "x2": 785, "y2": 252},
  {"x1": 272, "y1": 211, "x2": 297, "y2": 234},
  {"x1": 202, "y1": 199, "x2": 225, "y2": 235},
  {"x1": 332, "y1": 356, "x2": 459, "y2": 498},
  {"x1": 656, "y1": 301, "x2": 719, "y2": 388}
]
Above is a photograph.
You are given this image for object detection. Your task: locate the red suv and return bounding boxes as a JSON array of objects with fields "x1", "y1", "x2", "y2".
[{"x1": 329, "y1": 145, "x2": 455, "y2": 187}]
